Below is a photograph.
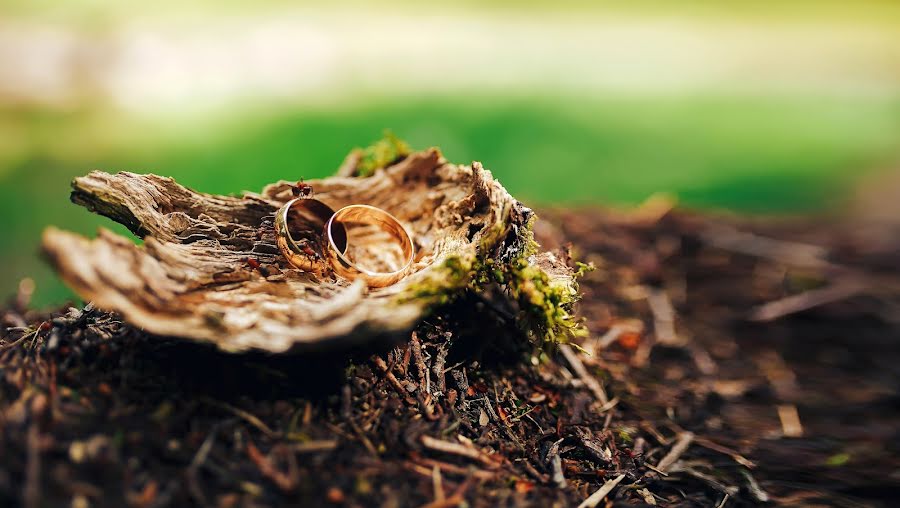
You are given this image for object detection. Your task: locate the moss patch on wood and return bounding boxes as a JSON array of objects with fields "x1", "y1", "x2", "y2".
[
  {"x1": 354, "y1": 131, "x2": 412, "y2": 177},
  {"x1": 398, "y1": 209, "x2": 585, "y2": 344}
]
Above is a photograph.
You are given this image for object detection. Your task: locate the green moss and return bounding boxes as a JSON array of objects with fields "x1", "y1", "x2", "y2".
[
  {"x1": 503, "y1": 257, "x2": 585, "y2": 344},
  {"x1": 385, "y1": 138, "x2": 585, "y2": 344},
  {"x1": 397, "y1": 231, "x2": 587, "y2": 344},
  {"x1": 522, "y1": 211, "x2": 540, "y2": 258},
  {"x1": 575, "y1": 261, "x2": 595, "y2": 277},
  {"x1": 489, "y1": 206, "x2": 587, "y2": 343},
  {"x1": 354, "y1": 131, "x2": 411, "y2": 177},
  {"x1": 826, "y1": 453, "x2": 851, "y2": 467},
  {"x1": 398, "y1": 252, "x2": 476, "y2": 307}
]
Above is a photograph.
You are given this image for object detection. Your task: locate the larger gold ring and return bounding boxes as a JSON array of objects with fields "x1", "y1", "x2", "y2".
[
  {"x1": 276, "y1": 198, "x2": 347, "y2": 274},
  {"x1": 324, "y1": 204, "x2": 414, "y2": 288}
]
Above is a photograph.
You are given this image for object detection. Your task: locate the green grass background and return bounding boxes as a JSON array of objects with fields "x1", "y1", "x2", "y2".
[{"x1": 3, "y1": 93, "x2": 900, "y2": 307}]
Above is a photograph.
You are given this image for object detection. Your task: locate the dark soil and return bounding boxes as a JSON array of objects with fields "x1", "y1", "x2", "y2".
[{"x1": 1, "y1": 207, "x2": 898, "y2": 507}]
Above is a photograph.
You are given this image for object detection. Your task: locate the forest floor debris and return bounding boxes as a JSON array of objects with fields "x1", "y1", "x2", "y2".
[{"x1": 1, "y1": 207, "x2": 898, "y2": 507}]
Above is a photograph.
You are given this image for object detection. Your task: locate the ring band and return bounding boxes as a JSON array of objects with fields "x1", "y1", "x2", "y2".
[
  {"x1": 324, "y1": 205, "x2": 414, "y2": 288},
  {"x1": 276, "y1": 198, "x2": 347, "y2": 273}
]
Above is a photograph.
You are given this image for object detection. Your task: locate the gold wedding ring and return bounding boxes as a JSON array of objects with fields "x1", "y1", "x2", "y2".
[
  {"x1": 324, "y1": 204, "x2": 414, "y2": 288},
  {"x1": 276, "y1": 198, "x2": 347, "y2": 273}
]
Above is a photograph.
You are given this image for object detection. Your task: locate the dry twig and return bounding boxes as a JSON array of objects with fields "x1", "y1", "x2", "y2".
[
  {"x1": 656, "y1": 431, "x2": 694, "y2": 473},
  {"x1": 700, "y1": 224, "x2": 830, "y2": 270},
  {"x1": 547, "y1": 438, "x2": 567, "y2": 489},
  {"x1": 203, "y1": 399, "x2": 278, "y2": 438},
  {"x1": 246, "y1": 441, "x2": 298, "y2": 492},
  {"x1": 420, "y1": 435, "x2": 502, "y2": 469},
  {"x1": 646, "y1": 288, "x2": 680, "y2": 346},
  {"x1": 693, "y1": 437, "x2": 756, "y2": 469},
  {"x1": 750, "y1": 279, "x2": 866, "y2": 321},
  {"x1": 559, "y1": 344, "x2": 609, "y2": 405},
  {"x1": 374, "y1": 356, "x2": 411, "y2": 398},
  {"x1": 777, "y1": 404, "x2": 804, "y2": 438},
  {"x1": 577, "y1": 474, "x2": 626, "y2": 508},
  {"x1": 410, "y1": 458, "x2": 496, "y2": 480},
  {"x1": 287, "y1": 440, "x2": 338, "y2": 454},
  {"x1": 187, "y1": 422, "x2": 224, "y2": 506}
]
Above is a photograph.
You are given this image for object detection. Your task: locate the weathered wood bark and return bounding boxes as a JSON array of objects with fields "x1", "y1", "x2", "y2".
[{"x1": 42, "y1": 148, "x2": 577, "y2": 353}]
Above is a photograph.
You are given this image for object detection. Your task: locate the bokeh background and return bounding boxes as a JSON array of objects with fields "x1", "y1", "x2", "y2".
[{"x1": 2, "y1": 0, "x2": 899, "y2": 307}]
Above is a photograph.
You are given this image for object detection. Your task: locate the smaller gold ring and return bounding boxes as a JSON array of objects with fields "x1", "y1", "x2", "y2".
[
  {"x1": 275, "y1": 198, "x2": 347, "y2": 273},
  {"x1": 324, "y1": 205, "x2": 414, "y2": 288}
]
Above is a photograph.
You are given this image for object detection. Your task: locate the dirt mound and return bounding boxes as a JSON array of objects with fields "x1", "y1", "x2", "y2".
[{"x1": 2, "y1": 207, "x2": 898, "y2": 507}]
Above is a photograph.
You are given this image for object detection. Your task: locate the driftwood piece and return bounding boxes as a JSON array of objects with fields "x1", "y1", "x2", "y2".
[{"x1": 42, "y1": 148, "x2": 577, "y2": 352}]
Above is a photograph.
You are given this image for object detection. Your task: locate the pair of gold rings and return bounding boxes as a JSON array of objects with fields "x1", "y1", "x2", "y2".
[{"x1": 274, "y1": 190, "x2": 414, "y2": 288}]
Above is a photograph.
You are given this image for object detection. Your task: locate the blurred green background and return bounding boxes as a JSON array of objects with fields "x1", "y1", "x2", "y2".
[{"x1": 2, "y1": 0, "x2": 900, "y2": 307}]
